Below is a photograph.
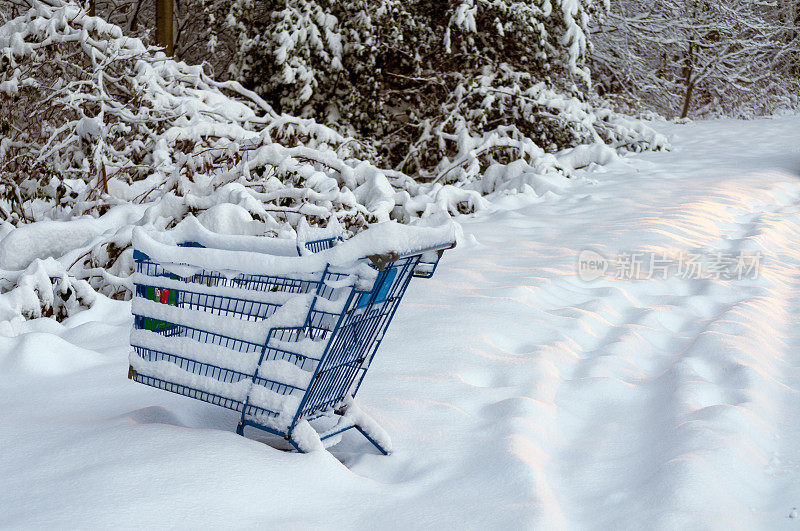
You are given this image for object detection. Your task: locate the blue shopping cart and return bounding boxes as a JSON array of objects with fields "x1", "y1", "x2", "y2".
[{"x1": 128, "y1": 218, "x2": 454, "y2": 454}]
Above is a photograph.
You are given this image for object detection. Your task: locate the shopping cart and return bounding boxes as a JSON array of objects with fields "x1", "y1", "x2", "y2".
[{"x1": 128, "y1": 218, "x2": 454, "y2": 454}]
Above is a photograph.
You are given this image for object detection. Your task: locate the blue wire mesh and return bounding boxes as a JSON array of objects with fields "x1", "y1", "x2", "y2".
[
  {"x1": 129, "y1": 234, "x2": 450, "y2": 452},
  {"x1": 298, "y1": 236, "x2": 341, "y2": 255}
]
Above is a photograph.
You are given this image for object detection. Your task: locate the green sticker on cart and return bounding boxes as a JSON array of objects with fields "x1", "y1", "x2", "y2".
[{"x1": 143, "y1": 286, "x2": 178, "y2": 331}]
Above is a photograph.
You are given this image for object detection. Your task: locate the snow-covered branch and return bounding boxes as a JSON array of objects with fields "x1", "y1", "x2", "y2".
[{"x1": 0, "y1": 1, "x2": 665, "y2": 322}]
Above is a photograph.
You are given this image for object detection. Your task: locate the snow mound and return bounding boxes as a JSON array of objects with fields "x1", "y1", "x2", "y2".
[
  {"x1": 0, "y1": 332, "x2": 101, "y2": 375},
  {"x1": 197, "y1": 204, "x2": 264, "y2": 236},
  {"x1": 0, "y1": 219, "x2": 104, "y2": 271}
]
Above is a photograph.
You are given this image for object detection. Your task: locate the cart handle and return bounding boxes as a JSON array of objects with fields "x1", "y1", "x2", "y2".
[{"x1": 367, "y1": 241, "x2": 455, "y2": 271}]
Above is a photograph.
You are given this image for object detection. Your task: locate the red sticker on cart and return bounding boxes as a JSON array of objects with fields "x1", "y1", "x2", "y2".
[{"x1": 161, "y1": 288, "x2": 170, "y2": 304}]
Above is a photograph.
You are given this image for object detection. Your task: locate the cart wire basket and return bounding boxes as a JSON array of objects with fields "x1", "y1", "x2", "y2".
[{"x1": 128, "y1": 217, "x2": 455, "y2": 454}]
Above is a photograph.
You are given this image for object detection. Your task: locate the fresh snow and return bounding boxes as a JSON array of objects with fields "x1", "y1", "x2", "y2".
[
  {"x1": 130, "y1": 329, "x2": 261, "y2": 375},
  {"x1": 131, "y1": 293, "x2": 314, "y2": 346},
  {"x1": 133, "y1": 217, "x2": 455, "y2": 278},
  {"x1": 3, "y1": 116, "x2": 800, "y2": 528},
  {"x1": 0, "y1": 219, "x2": 105, "y2": 271}
]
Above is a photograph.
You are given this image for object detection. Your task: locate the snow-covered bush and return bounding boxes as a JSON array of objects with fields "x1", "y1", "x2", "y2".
[
  {"x1": 214, "y1": 0, "x2": 665, "y2": 180},
  {"x1": 0, "y1": 1, "x2": 665, "y2": 322}
]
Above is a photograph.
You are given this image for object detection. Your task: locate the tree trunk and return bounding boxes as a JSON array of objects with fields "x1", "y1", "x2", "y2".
[
  {"x1": 156, "y1": 0, "x2": 174, "y2": 57},
  {"x1": 680, "y1": 81, "x2": 695, "y2": 119},
  {"x1": 130, "y1": 0, "x2": 144, "y2": 31},
  {"x1": 88, "y1": 0, "x2": 95, "y2": 16},
  {"x1": 680, "y1": 44, "x2": 695, "y2": 118}
]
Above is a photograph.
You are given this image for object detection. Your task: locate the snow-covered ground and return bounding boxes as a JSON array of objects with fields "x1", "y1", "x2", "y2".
[{"x1": 3, "y1": 115, "x2": 800, "y2": 529}]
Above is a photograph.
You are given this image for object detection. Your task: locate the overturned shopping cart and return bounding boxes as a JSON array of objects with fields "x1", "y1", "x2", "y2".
[{"x1": 128, "y1": 217, "x2": 455, "y2": 454}]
